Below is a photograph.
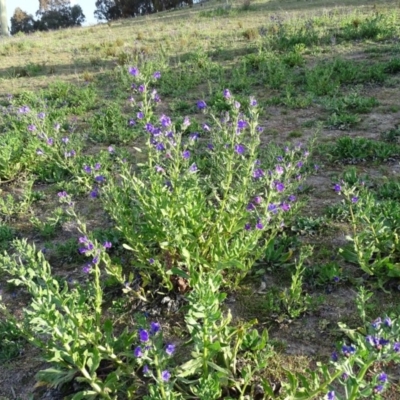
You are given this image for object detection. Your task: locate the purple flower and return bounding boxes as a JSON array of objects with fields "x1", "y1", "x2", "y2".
[
  {"x1": 61, "y1": 137, "x2": 69, "y2": 145},
  {"x1": 58, "y1": 191, "x2": 68, "y2": 198},
  {"x1": 149, "y1": 258, "x2": 155, "y2": 264},
  {"x1": 197, "y1": 100, "x2": 207, "y2": 110},
  {"x1": 378, "y1": 373, "x2": 387, "y2": 383},
  {"x1": 108, "y1": 146, "x2": 115, "y2": 153},
  {"x1": 139, "y1": 329, "x2": 149, "y2": 342},
  {"x1": 351, "y1": 196, "x2": 359, "y2": 203},
  {"x1": 28, "y1": 124, "x2": 37, "y2": 132},
  {"x1": 95, "y1": 175, "x2": 105, "y2": 182},
  {"x1": 160, "y1": 114, "x2": 171, "y2": 127},
  {"x1": 83, "y1": 165, "x2": 92, "y2": 173},
  {"x1": 182, "y1": 150, "x2": 190, "y2": 159},
  {"x1": 244, "y1": 223, "x2": 251, "y2": 231},
  {"x1": 253, "y1": 168, "x2": 265, "y2": 179},
  {"x1": 223, "y1": 89, "x2": 231, "y2": 99},
  {"x1": 18, "y1": 106, "x2": 30, "y2": 114},
  {"x1": 235, "y1": 144, "x2": 245, "y2": 155},
  {"x1": 384, "y1": 317, "x2": 392, "y2": 327},
  {"x1": 237, "y1": 119, "x2": 247, "y2": 130},
  {"x1": 280, "y1": 202, "x2": 290, "y2": 211},
  {"x1": 374, "y1": 385, "x2": 384, "y2": 394},
  {"x1": 165, "y1": 344, "x2": 175, "y2": 355},
  {"x1": 394, "y1": 342, "x2": 400, "y2": 352},
  {"x1": 150, "y1": 322, "x2": 161, "y2": 334},
  {"x1": 275, "y1": 165, "x2": 284, "y2": 175},
  {"x1": 203, "y1": 124, "x2": 210, "y2": 131},
  {"x1": 103, "y1": 241, "x2": 112, "y2": 249},
  {"x1": 268, "y1": 203, "x2": 278, "y2": 214},
  {"x1": 372, "y1": 317, "x2": 382, "y2": 329},
  {"x1": 341, "y1": 373, "x2": 349, "y2": 380},
  {"x1": 153, "y1": 71, "x2": 161, "y2": 79},
  {"x1": 334, "y1": 184, "x2": 341, "y2": 193},
  {"x1": 342, "y1": 345, "x2": 356, "y2": 357},
  {"x1": 207, "y1": 143, "x2": 214, "y2": 151},
  {"x1": 143, "y1": 365, "x2": 150, "y2": 374},
  {"x1": 145, "y1": 123, "x2": 154, "y2": 133},
  {"x1": 137, "y1": 112, "x2": 144, "y2": 119},
  {"x1": 134, "y1": 346, "x2": 143, "y2": 358},
  {"x1": 246, "y1": 203, "x2": 255, "y2": 211},
  {"x1": 234, "y1": 101, "x2": 241, "y2": 109},
  {"x1": 129, "y1": 66, "x2": 139, "y2": 76},
  {"x1": 189, "y1": 132, "x2": 199, "y2": 141},
  {"x1": 156, "y1": 142, "x2": 165, "y2": 151},
  {"x1": 254, "y1": 196, "x2": 262, "y2": 204},
  {"x1": 297, "y1": 161, "x2": 303, "y2": 168},
  {"x1": 250, "y1": 96, "x2": 257, "y2": 106},
  {"x1": 182, "y1": 116, "x2": 191, "y2": 129},
  {"x1": 155, "y1": 165, "x2": 165, "y2": 173},
  {"x1": 331, "y1": 351, "x2": 338, "y2": 362},
  {"x1": 82, "y1": 264, "x2": 92, "y2": 274},
  {"x1": 161, "y1": 370, "x2": 171, "y2": 382},
  {"x1": 288, "y1": 195, "x2": 297, "y2": 202},
  {"x1": 366, "y1": 335, "x2": 380, "y2": 347},
  {"x1": 275, "y1": 182, "x2": 285, "y2": 192},
  {"x1": 92, "y1": 254, "x2": 100, "y2": 264},
  {"x1": 327, "y1": 391, "x2": 335, "y2": 400},
  {"x1": 189, "y1": 163, "x2": 197, "y2": 173},
  {"x1": 90, "y1": 188, "x2": 99, "y2": 198},
  {"x1": 255, "y1": 220, "x2": 264, "y2": 230},
  {"x1": 37, "y1": 112, "x2": 46, "y2": 119},
  {"x1": 129, "y1": 118, "x2": 136, "y2": 126},
  {"x1": 94, "y1": 163, "x2": 101, "y2": 171},
  {"x1": 379, "y1": 338, "x2": 390, "y2": 347}
]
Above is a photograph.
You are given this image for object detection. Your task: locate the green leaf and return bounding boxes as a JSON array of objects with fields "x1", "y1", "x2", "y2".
[
  {"x1": 207, "y1": 361, "x2": 229, "y2": 375},
  {"x1": 36, "y1": 367, "x2": 77, "y2": 388},
  {"x1": 176, "y1": 358, "x2": 203, "y2": 377}
]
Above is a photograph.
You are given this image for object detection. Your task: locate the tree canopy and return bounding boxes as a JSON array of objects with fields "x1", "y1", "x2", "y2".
[
  {"x1": 10, "y1": 3, "x2": 85, "y2": 35},
  {"x1": 94, "y1": 0, "x2": 193, "y2": 21}
]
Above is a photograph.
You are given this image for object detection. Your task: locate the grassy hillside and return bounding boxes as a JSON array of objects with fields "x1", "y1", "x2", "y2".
[{"x1": 1, "y1": 0, "x2": 400, "y2": 398}]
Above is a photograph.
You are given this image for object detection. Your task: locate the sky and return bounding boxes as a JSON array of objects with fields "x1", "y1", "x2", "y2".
[{"x1": 6, "y1": 0, "x2": 98, "y2": 26}]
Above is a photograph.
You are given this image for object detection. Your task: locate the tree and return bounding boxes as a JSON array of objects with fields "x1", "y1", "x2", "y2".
[
  {"x1": 35, "y1": 4, "x2": 85, "y2": 31},
  {"x1": 10, "y1": 7, "x2": 35, "y2": 35},
  {"x1": 94, "y1": 0, "x2": 193, "y2": 21},
  {"x1": 94, "y1": 0, "x2": 122, "y2": 21},
  {"x1": 10, "y1": 4, "x2": 85, "y2": 34},
  {"x1": 38, "y1": 0, "x2": 70, "y2": 12}
]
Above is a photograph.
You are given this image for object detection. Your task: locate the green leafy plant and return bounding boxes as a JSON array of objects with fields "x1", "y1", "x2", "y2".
[{"x1": 103, "y1": 85, "x2": 311, "y2": 289}]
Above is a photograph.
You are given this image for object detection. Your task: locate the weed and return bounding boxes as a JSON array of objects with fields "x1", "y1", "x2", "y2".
[
  {"x1": 242, "y1": 28, "x2": 259, "y2": 40},
  {"x1": 326, "y1": 136, "x2": 400, "y2": 161},
  {"x1": 0, "y1": 224, "x2": 14, "y2": 251}
]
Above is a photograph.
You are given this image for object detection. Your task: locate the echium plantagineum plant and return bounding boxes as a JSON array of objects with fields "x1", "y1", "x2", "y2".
[
  {"x1": 0, "y1": 193, "x2": 182, "y2": 399},
  {"x1": 0, "y1": 101, "x2": 85, "y2": 182},
  {"x1": 335, "y1": 181, "x2": 400, "y2": 283},
  {"x1": 278, "y1": 290, "x2": 400, "y2": 399},
  {"x1": 102, "y1": 68, "x2": 313, "y2": 288}
]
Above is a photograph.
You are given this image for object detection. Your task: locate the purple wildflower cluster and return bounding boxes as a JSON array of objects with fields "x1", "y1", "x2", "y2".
[
  {"x1": 133, "y1": 321, "x2": 175, "y2": 383},
  {"x1": 329, "y1": 315, "x2": 400, "y2": 398},
  {"x1": 78, "y1": 236, "x2": 111, "y2": 274},
  {"x1": 82, "y1": 163, "x2": 105, "y2": 198}
]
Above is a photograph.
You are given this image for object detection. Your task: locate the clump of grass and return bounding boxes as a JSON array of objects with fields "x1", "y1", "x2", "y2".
[
  {"x1": 241, "y1": 0, "x2": 252, "y2": 11},
  {"x1": 243, "y1": 28, "x2": 259, "y2": 40}
]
